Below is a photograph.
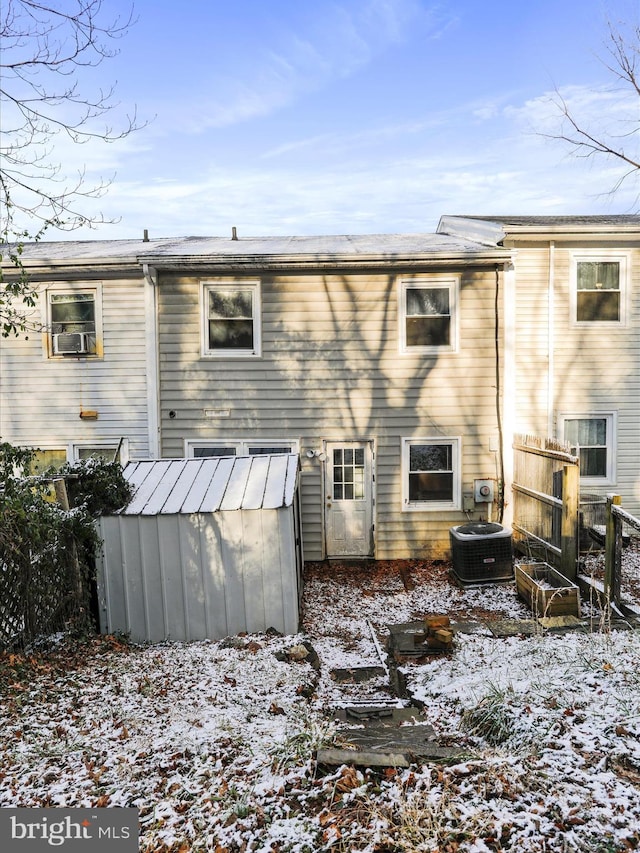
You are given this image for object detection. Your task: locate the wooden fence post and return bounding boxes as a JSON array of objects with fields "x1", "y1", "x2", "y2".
[
  {"x1": 604, "y1": 494, "x2": 622, "y2": 610},
  {"x1": 561, "y1": 464, "x2": 579, "y2": 581}
]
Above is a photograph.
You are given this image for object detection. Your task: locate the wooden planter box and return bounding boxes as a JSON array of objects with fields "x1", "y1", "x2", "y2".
[{"x1": 515, "y1": 563, "x2": 581, "y2": 618}]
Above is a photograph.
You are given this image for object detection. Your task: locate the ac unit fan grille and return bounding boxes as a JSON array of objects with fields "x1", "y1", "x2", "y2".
[{"x1": 450, "y1": 524, "x2": 513, "y2": 583}]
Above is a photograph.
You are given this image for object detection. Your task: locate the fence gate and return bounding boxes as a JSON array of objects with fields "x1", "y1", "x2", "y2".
[{"x1": 512, "y1": 434, "x2": 580, "y2": 580}]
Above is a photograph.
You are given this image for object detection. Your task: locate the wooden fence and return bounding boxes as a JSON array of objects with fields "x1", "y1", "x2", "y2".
[
  {"x1": 585, "y1": 495, "x2": 640, "y2": 618},
  {"x1": 512, "y1": 434, "x2": 580, "y2": 580}
]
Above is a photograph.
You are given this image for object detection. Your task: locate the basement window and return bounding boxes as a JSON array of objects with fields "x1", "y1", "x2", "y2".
[{"x1": 186, "y1": 440, "x2": 298, "y2": 458}]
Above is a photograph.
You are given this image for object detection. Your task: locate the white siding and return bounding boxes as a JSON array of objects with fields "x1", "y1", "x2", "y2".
[
  {"x1": 512, "y1": 241, "x2": 640, "y2": 516},
  {"x1": 157, "y1": 267, "x2": 507, "y2": 560},
  {"x1": 0, "y1": 276, "x2": 151, "y2": 459}
]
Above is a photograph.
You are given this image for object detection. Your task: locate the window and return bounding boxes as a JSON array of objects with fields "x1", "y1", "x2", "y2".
[
  {"x1": 402, "y1": 437, "x2": 461, "y2": 511},
  {"x1": 332, "y1": 447, "x2": 365, "y2": 501},
  {"x1": 559, "y1": 414, "x2": 616, "y2": 483},
  {"x1": 399, "y1": 278, "x2": 458, "y2": 353},
  {"x1": 202, "y1": 282, "x2": 261, "y2": 357},
  {"x1": 571, "y1": 252, "x2": 628, "y2": 324},
  {"x1": 47, "y1": 287, "x2": 101, "y2": 357},
  {"x1": 192, "y1": 444, "x2": 239, "y2": 458},
  {"x1": 73, "y1": 442, "x2": 128, "y2": 465},
  {"x1": 186, "y1": 439, "x2": 298, "y2": 458},
  {"x1": 29, "y1": 448, "x2": 68, "y2": 474},
  {"x1": 25, "y1": 441, "x2": 128, "y2": 473}
]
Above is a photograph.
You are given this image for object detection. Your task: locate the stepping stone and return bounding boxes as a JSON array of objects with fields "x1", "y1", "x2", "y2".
[
  {"x1": 330, "y1": 666, "x2": 387, "y2": 683},
  {"x1": 317, "y1": 705, "x2": 473, "y2": 767}
]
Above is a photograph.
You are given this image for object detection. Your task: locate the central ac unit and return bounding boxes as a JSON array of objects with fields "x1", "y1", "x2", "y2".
[
  {"x1": 450, "y1": 521, "x2": 513, "y2": 585},
  {"x1": 53, "y1": 332, "x2": 90, "y2": 355}
]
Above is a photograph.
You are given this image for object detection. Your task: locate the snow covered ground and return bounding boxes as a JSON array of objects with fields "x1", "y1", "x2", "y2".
[{"x1": 1, "y1": 553, "x2": 640, "y2": 852}]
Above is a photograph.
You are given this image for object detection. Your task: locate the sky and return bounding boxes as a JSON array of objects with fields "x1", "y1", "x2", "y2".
[{"x1": 8, "y1": 0, "x2": 640, "y2": 239}]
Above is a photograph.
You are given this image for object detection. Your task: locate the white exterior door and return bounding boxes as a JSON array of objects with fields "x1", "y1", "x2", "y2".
[{"x1": 325, "y1": 441, "x2": 374, "y2": 557}]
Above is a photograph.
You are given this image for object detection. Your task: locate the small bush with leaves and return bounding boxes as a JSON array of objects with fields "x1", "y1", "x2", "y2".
[
  {"x1": 57, "y1": 456, "x2": 133, "y2": 517},
  {"x1": 0, "y1": 442, "x2": 132, "y2": 648}
]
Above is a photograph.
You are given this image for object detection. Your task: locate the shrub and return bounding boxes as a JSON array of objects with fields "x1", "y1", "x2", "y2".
[{"x1": 0, "y1": 443, "x2": 132, "y2": 648}]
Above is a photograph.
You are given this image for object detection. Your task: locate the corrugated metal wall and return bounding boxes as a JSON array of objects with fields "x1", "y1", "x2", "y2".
[
  {"x1": 96, "y1": 455, "x2": 302, "y2": 642},
  {"x1": 97, "y1": 509, "x2": 299, "y2": 642}
]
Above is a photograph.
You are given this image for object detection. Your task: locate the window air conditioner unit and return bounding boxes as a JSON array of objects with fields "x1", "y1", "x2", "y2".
[{"x1": 52, "y1": 332, "x2": 91, "y2": 355}]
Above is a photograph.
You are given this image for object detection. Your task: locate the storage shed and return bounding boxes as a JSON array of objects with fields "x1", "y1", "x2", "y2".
[{"x1": 96, "y1": 454, "x2": 303, "y2": 643}]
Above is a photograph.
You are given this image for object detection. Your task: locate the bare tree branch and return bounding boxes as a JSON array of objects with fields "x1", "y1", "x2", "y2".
[
  {"x1": 540, "y1": 20, "x2": 640, "y2": 200},
  {"x1": 0, "y1": 0, "x2": 146, "y2": 232}
]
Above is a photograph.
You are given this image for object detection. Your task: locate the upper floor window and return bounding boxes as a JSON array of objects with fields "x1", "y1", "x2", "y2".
[
  {"x1": 559, "y1": 413, "x2": 616, "y2": 484},
  {"x1": 202, "y1": 281, "x2": 261, "y2": 357},
  {"x1": 401, "y1": 436, "x2": 461, "y2": 511},
  {"x1": 571, "y1": 252, "x2": 629, "y2": 325},
  {"x1": 47, "y1": 287, "x2": 102, "y2": 357},
  {"x1": 399, "y1": 277, "x2": 458, "y2": 354}
]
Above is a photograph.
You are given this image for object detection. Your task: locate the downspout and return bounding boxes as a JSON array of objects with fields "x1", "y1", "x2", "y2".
[
  {"x1": 547, "y1": 242, "x2": 555, "y2": 436},
  {"x1": 143, "y1": 264, "x2": 160, "y2": 458},
  {"x1": 501, "y1": 258, "x2": 516, "y2": 530},
  {"x1": 494, "y1": 265, "x2": 505, "y2": 523}
]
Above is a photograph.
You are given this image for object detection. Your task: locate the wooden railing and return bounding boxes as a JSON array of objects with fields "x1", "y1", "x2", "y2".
[{"x1": 602, "y1": 495, "x2": 640, "y2": 617}]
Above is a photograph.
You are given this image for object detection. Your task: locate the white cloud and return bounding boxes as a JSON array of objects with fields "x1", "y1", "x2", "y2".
[
  {"x1": 165, "y1": 0, "x2": 446, "y2": 133},
  {"x1": 504, "y1": 83, "x2": 639, "y2": 137}
]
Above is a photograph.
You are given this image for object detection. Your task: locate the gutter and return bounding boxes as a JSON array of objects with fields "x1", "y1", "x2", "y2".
[{"x1": 136, "y1": 251, "x2": 511, "y2": 273}]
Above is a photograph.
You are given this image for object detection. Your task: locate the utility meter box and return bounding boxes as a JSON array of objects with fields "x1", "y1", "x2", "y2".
[{"x1": 474, "y1": 479, "x2": 495, "y2": 503}]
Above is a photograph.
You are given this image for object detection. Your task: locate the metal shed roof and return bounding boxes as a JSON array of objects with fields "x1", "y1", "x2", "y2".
[{"x1": 117, "y1": 455, "x2": 299, "y2": 516}]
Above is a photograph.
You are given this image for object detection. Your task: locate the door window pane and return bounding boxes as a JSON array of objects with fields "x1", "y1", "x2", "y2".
[{"x1": 332, "y1": 446, "x2": 365, "y2": 501}]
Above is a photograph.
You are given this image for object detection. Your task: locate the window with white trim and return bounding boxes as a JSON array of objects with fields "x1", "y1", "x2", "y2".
[
  {"x1": 399, "y1": 277, "x2": 458, "y2": 353},
  {"x1": 47, "y1": 286, "x2": 102, "y2": 357},
  {"x1": 402, "y1": 437, "x2": 461, "y2": 510},
  {"x1": 571, "y1": 252, "x2": 629, "y2": 324},
  {"x1": 202, "y1": 281, "x2": 261, "y2": 357},
  {"x1": 559, "y1": 413, "x2": 616, "y2": 483},
  {"x1": 72, "y1": 441, "x2": 129, "y2": 465},
  {"x1": 186, "y1": 439, "x2": 298, "y2": 458}
]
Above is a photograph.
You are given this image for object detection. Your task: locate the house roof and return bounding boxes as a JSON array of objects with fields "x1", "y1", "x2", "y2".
[
  {"x1": 3, "y1": 231, "x2": 510, "y2": 272},
  {"x1": 437, "y1": 215, "x2": 640, "y2": 246},
  {"x1": 116, "y1": 454, "x2": 299, "y2": 516}
]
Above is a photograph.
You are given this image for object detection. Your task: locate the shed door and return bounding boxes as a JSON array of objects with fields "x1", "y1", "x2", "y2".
[{"x1": 325, "y1": 441, "x2": 374, "y2": 557}]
